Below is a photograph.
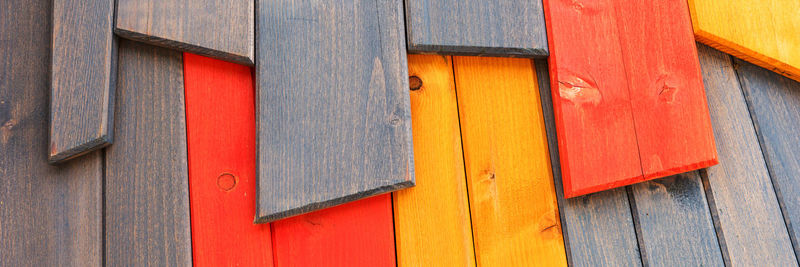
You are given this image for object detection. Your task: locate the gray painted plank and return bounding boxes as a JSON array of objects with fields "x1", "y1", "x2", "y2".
[
  {"x1": 105, "y1": 40, "x2": 192, "y2": 266},
  {"x1": 535, "y1": 60, "x2": 641, "y2": 267},
  {"x1": 0, "y1": 0, "x2": 103, "y2": 265},
  {"x1": 697, "y1": 43, "x2": 797, "y2": 265},
  {"x1": 255, "y1": 0, "x2": 414, "y2": 223},
  {"x1": 405, "y1": 0, "x2": 548, "y2": 57},
  {"x1": 737, "y1": 58, "x2": 800, "y2": 259},
  {"x1": 115, "y1": 0, "x2": 253, "y2": 65},
  {"x1": 49, "y1": 0, "x2": 117, "y2": 163}
]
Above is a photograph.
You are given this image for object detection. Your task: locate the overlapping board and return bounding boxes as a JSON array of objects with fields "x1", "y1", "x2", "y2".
[{"x1": 542, "y1": 0, "x2": 717, "y2": 197}]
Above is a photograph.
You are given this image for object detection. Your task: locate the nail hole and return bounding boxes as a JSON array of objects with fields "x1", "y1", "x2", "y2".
[{"x1": 217, "y1": 173, "x2": 238, "y2": 192}]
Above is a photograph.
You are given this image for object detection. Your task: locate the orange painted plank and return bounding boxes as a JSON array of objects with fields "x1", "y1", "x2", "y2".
[{"x1": 183, "y1": 53, "x2": 273, "y2": 266}]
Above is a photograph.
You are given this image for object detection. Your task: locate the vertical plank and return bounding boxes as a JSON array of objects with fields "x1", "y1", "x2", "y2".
[
  {"x1": 393, "y1": 55, "x2": 475, "y2": 266},
  {"x1": 254, "y1": 0, "x2": 413, "y2": 222},
  {"x1": 454, "y1": 56, "x2": 566, "y2": 266},
  {"x1": 697, "y1": 44, "x2": 797, "y2": 265},
  {"x1": 49, "y1": 0, "x2": 116, "y2": 163},
  {"x1": 405, "y1": 0, "x2": 548, "y2": 57},
  {"x1": 737, "y1": 58, "x2": 800, "y2": 259},
  {"x1": 271, "y1": 195, "x2": 396, "y2": 267},
  {"x1": 105, "y1": 40, "x2": 192, "y2": 266},
  {"x1": 115, "y1": 0, "x2": 253, "y2": 64},
  {"x1": 0, "y1": 0, "x2": 103, "y2": 265},
  {"x1": 183, "y1": 53, "x2": 273, "y2": 266}
]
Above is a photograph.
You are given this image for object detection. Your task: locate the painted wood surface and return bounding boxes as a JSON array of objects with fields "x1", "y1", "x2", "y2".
[
  {"x1": 49, "y1": 0, "x2": 116, "y2": 163},
  {"x1": 115, "y1": 0, "x2": 253, "y2": 65},
  {"x1": 254, "y1": 0, "x2": 413, "y2": 223},
  {"x1": 535, "y1": 60, "x2": 642, "y2": 267},
  {"x1": 183, "y1": 53, "x2": 273, "y2": 266},
  {"x1": 454, "y1": 56, "x2": 566, "y2": 266},
  {"x1": 737, "y1": 58, "x2": 800, "y2": 259},
  {"x1": 405, "y1": 0, "x2": 548, "y2": 57},
  {"x1": 393, "y1": 55, "x2": 475, "y2": 266},
  {"x1": 688, "y1": 0, "x2": 800, "y2": 82},
  {"x1": 271, "y1": 195, "x2": 396, "y2": 267},
  {"x1": 0, "y1": 0, "x2": 103, "y2": 264},
  {"x1": 697, "y1": 44, "x2": 797, "y2": 265},
  {"x1": 105, "y1": 40, "x2": 192, "y2": 266}
]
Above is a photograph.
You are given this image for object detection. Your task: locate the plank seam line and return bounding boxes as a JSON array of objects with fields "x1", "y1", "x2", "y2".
[
  {"x1": 391, "y1": 195, "x2": 399, "y2": 266},
  {"x1": 102, "y1": 149, "x2": 107, "y2": 267},
  {"x1": 698, "y1": 168, "x2": 730, "y2": 266},
  {"x1": 625, "y1": 186, "x2": 647, "y2": 267}
]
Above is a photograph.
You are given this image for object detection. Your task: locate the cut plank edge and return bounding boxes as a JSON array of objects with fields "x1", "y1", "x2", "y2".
[
  {"x1": 694, "y1": 30, "x2": 800, "y2": 82},
  {"x1": 115, "y1": 28, "x2": 253, "y2": 66},
  {"x1": 408, "y1": 44, "x2": 549, "y2": 58},
  {"x1": 48, "y1": 135, "x2": 111, "y2": 164}
]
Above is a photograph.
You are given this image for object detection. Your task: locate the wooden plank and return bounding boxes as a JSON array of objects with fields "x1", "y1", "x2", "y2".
[
  {"x1": 271, "y1": 195, "x2": 396, "y2": 266},
  {"x1": 393, "y1": 55, "x2": 475, "y2": 266},
  {"x1": 453, "y1": 56, "x2": 566, "y2": 266},
  {"x1": 49, "y1": 0, "x2": 116, "y2": 163},
  {"x1": 115, "y1": 0, "x2": 253, "y2": 65},
  {"x1": 736, "y1": 58, "x2": 800, "y2": 259},
  {"x1": 697, "y1": 44, "x2": 797, "y2": 265},
  {"x1": 0, "y1": 0, "x2": 103, "y2": 265},
  {"x1": 254, "y1": 0, "x2": 413, "y2": 223},
  {"x1": 183, "y1": 53, "x2": 273, "y2": 266},
  {"x1": 535, "y1": 60, "x2": 642, "y2": 267},
  {"x1": 105, "y1": 40, "x2": 192, "y2": 266},
  {"x1": 688, "y1": 0, "x2": 800, "y2": 82},
  {"x1": 405, "y1": 0, "x2": 548, "y2": 57}
]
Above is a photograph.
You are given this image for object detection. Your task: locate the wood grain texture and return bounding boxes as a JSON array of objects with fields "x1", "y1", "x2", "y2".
[
  {"x1": 49, "y1": 0, "x2": 116, "y2": 163},
  {"x1": 0, "y1": 0, "x2": 103, "y2": 264},
  {"x1": 183, "y1": 53, "x2": 273, "y2": 266},
  {"x1": 254, "y1": 0, "x2": 413, "y2": 223},
  {"x1": 697, "y1": 44, "x2": 797, "y2": 265},
  {"x1": 405, "y1": 0, "x2": 548, "y2": 57},
  {"x1": 535, "y1": 60, "x2": 642, "y2": 267},
  {"x1": 271, "y1": 195, "x2": 396, "y2": 267},
  {"x1": 105, "y1": 40, "x2": 192, "y2": 266},
  {"x1": 454, "y1": 56, "x2": 566, "y2": 266},
  {"x1": 737, "y1": 58, "x2": 800, "y2": 259},
  {"x1": 688, "y1": 0, "x2": 800, "y2": 82},
  {"x1": 115, "y1": 0, "x2": 253, "y2": 65},
  {"x1": 393, "y1": 55, "x2": 475, "y2": 267}
]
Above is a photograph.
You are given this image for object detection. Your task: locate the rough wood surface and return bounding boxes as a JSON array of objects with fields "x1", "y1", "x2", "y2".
[
  {"x1": 697, "y1": 44, "x2": 797, "y2": 266},
  {"x1": 105, "y1": 40, "x2": 192, "y2": 266},
  {"x1": 49, "y1": 0, "x2": 116, "y2": 163},
  {"x1": 115, "y1": 0, "x2": 253, "y2": 65},
  {"x1": 405, "y1": 0, "x2": 548, "y2": 57},
  {"x1": 0, "y1": 0, "x2": 103, "y2": 264},
  {"x1": 254, "y1": 0, "x2": 413, "y2": 223}
]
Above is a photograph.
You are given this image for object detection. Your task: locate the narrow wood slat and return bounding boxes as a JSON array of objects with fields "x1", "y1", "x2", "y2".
[
  {"x1": 115, "y1": 0, "x2": 253, "y2": 65},
  {"x1": 688, "y1": 0, "x2": 800, "y2": 82},
  {"x1": 697, "y1": 44, "x2": 797, "y2": 265},
  {"x1": 49, "y1": 0, "x2": 116, "y2": 163},
  {"x1": 271, "y1": 195, "x2": 396, "y2": 267},
  {"x1": 183, "y1": 53, "x2": 273, "y2": 266},
  {"x1": 393, "y1": 55, "x2": 475, "y2": 266},
  {"x1": 254, "y1": 0, "x2": 413, "y2": 223},
  {"x1": 405, "y1": 0, "x2": 548, "y2": 57},
  {"x1": 1, "y1": 0, "x2": 103, "y2": 264},
  {"x1": 454, "y1": 56, "x2": 566, "y2": 266},
  {"x1": 736, "y1": 58, "x2": 800, "y2": 259},
  {"x1": 105, "y1": 40, "x2": 192, "y2": 266}
]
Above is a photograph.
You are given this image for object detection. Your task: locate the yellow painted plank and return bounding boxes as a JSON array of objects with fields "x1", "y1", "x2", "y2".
[
  {"x1": 688, "y1": 0, "x2": 800, "y2": 81},
  {"x1": 393, "y1": 55, "x2": 476, "y2": 267},
  {"x1": 453, "y1": 56, "x2": 567, "y2": 266}
]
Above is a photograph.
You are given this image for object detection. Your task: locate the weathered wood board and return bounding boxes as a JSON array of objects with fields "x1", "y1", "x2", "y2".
[
  {"x1": 393, "y1": 55, "x2": 475, "y2": 266},
  {"x1": 405, "y1": 0, "x2": 548, "y2": 57},
  {"x1": 254, "y1": 0, "x2": 413, "y2": 222},
  {"x1": 49, "y1": 0, "x2": 116, "y2": 163},
  {"x1": 105, "y1": 40, "x2": 192, "y2": 266},
  {"x1": 115, "y1": 0, "x2": 253, "y2": 65},
  {"x1": 688, "y1": 0, "x2": 800, "y2": 82}
]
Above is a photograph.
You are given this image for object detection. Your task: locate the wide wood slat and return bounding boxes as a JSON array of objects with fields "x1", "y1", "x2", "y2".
[
  {"x1": 254, "y1": 0, "x2": 413, "y2": 223},
  {"x1": 49, "y1": 0, "x2": 116, "y2": 163},
  {"x1": 405, "y1": 0, "x2": 548, "y2": 57}
]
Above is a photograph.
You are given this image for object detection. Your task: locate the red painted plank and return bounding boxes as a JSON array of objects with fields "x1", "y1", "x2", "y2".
[
  {"x1": 183, "y1": 53, "x2": 274, "y2": 266},
  {"x1": 272, "y1": 195, "x2": 395, "y2": 267}
]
